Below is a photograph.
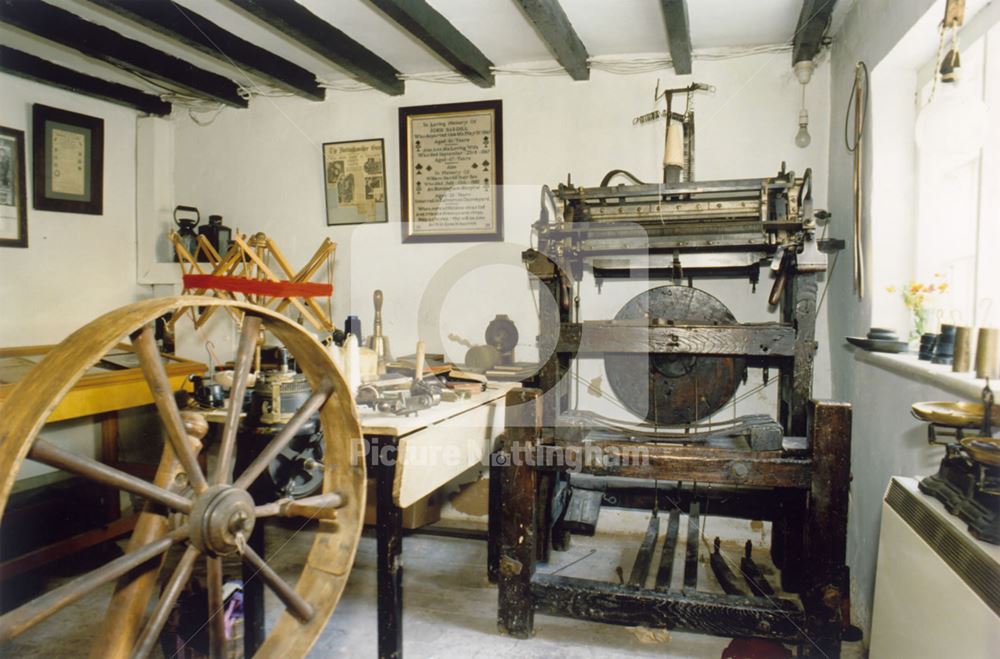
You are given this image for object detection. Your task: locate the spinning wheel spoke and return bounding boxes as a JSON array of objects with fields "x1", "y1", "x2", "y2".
[
  {"x1": 28, "y1": 438, "x2": 192, "y2": 514},
  {"x1": 131, "y1": 545, "x2": 201, "y2": 659},
  {"x1": 132, "y1": 325, "x2": 209, "y2": 493},
  {"x1": 0, "y1": 297, "x2": 364, "y2": 656},
  {"x1": 233, "y1": 383, "x2": 333, "y2": 490},
  {"x1": 0, "y1": 528, "x2": 187, "y2": 641},
  {"x1": 206, "y1": 556, "x2": 228, "y2": 659},
  {"x1": 214, "y1": 315, "x2": 262, "y2": 485},
  {"x1": 241, "y1": 544, "x2": 314, "y2": 622},
  {"x1": 255, "y1": 492, "x2": 345, "y2": 520}
]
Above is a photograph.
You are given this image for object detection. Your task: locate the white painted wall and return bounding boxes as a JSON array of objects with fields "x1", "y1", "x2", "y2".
[
  {"x1": 0, "y1": 73, "x2": 147, "y2": 346},
  {"x1": 1, "y1": 73, "x2": 152, "y2": 481},
  {"x1": 173, "y1": 54, "x2": 833, "y2": 421},
  {"x1": 826, "y1": 0, "x2": 994, "y2": 634}
]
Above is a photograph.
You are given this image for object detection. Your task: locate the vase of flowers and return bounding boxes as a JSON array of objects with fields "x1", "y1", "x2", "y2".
[{"x1": 887, "y1": 274, "x2": 948, "y2": 341}]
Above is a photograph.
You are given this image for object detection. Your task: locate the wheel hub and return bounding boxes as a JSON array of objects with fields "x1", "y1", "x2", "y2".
[
  {"x1": 188, "y1": 485, "x2": 256, "y2": 556},
  {"x1": 604, "y1": 285, "x2": 747, "y2": 424}
]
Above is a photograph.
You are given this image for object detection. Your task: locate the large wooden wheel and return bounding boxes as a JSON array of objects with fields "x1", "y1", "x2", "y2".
[{"x1": 0, "y1": 297, "x2": 366, "y2": 658}]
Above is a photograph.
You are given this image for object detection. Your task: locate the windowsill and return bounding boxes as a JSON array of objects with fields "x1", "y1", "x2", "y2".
[{"x1": 853, "y1": 349, "x2": 986, "y2": 401}]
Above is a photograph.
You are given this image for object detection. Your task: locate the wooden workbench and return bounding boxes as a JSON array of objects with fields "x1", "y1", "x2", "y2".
[
  {"x1": 0, "y1": 344, "x2": 203, "y2": 423},
  {"x1": 360, "y1": 383, "x2": 515, "y2": 659},
  {"x1": 0, "y1": 344, "x2": 204, "y2": 580}
]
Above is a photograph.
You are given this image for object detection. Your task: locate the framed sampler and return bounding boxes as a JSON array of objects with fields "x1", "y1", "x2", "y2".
[
  {"x1": 323, "y1": 137, "x2": 387, "y2": 226},
  {"x1": 32, "y1": 104, "x2": 104, "y2": 215},
  {"x1": 0, "y1": 125, "x2": 28, "y2": 247},
  {"x1": 398, "y1": 100, "x2": 502, "y2": 243}
]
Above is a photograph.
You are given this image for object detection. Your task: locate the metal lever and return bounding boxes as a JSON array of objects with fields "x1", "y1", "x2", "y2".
[{"x1": 768, "y1": 247, "x2": 790, "y2": 306}]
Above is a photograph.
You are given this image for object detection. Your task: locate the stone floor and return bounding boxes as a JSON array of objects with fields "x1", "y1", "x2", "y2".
[{"x1": 5, "y1": 508, "x2": 866, "y2": 658}]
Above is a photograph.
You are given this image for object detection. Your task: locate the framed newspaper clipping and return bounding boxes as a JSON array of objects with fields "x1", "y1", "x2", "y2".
[{"x1": 323, "y1": 138, "x2": 387, "y2": 226}]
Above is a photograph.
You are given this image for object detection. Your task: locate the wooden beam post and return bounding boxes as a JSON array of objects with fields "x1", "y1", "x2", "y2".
[
  {"x1": 792, "y1": 0, "x2": 838, "y2": 65},
  {"x1": 89, "y1": 0, "x2": 325, "y2": 101},
  {"x1": 0, "y1": 0, "x2": 247, "y2": 107},
  {"x1": 805, "y1": 400, "x2": 851, "y2": 584},
  {"x1": 369, "y1": 0, "x2": 494, "y2": 87},
  {"x1": 224, "y1": 0, "x2": 404, "y2": 95},
  {"x1": 0, "y1": 47, "x2": 171, "y2": 116},
  {"x1": 661, "y1": 0, "x2": 693, "y2": 75},
  {"x1": 514, "y1": 0, "x2": 590, "y2": 80},
  {"x1": 497, "y1": 388, "x2": 542, "y2": 638}
]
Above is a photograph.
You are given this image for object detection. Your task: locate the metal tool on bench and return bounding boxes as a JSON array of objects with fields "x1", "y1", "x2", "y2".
[{"x1": 356, "y1": 341, "x2": 442, "y2": 416}]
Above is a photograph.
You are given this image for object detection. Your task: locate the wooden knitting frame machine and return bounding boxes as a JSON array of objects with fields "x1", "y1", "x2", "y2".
[{"x1": 493, "y1": 158, "x2": 855, "y2": 656}]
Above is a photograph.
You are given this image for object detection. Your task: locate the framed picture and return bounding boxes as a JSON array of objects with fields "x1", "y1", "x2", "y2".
[
  {"x1": 399, "y1": 100, "x2": 503, "y2": 243},
  {"x1": 323, "y1": 138, "x2": 387, "y2": 226},
  {"x1": 32, "y1": 104, "x2": 104, "y2": 215},
  {"x1": 0, "y1": 126, "x2": 27, "y2": 248}
]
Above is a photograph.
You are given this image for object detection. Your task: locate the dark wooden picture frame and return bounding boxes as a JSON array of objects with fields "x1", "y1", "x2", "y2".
[
  {"x1": 0, "y1": 126, "x2": 28, "y2": 248},
  {"x1": 323, "y1": 137, "x2": 388, "y2": 226},
  {"x1": 32, "y1": 104, "x2": 104, "y2": 215},
  {"x1": 399, "y1": 100, "x2": 503, "y2": 243}
]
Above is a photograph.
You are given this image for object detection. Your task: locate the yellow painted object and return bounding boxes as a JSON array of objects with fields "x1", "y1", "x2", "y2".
[
  {"x1": 911, "y1": 401, "x2": 1000, "y2": 429},
  {"x1": 0, "y1": 344, "x2": 203, "y2": 423},
  {"x1": 961, "y1": 436, "x2": 1000, "y2": 467}
]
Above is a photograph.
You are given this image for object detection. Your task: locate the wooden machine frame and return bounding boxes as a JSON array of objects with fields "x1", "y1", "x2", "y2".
[{"x1": 494, "y1": 170, "x2": 854, "y2": 656}]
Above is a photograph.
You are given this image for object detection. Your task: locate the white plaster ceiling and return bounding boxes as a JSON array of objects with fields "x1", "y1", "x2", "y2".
[{"x1": 1, "y1": 0, "x2": 845, "y2": 97}]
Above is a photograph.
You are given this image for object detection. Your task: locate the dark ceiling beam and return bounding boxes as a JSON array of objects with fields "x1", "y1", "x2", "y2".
[
  {"x1": 368, "y1": 0, "x2": 494, "y2": 87},
  {"x1": 792, "y1": 0, "x2": 837, "y2": 64},
  {"x1": 87, "y1": 0, "x2": 325, "y2": 101},
  {"x1": 0, "y1": 46, "x2": 172, "y2": 115},
  {"x1": 223, "y1": 0, "x2": 403, "y2": 95},
  {"x1": 0, "y1": 0, "x2": 246, "y2": 107},
  {"x1": 660, "y1": 0, "x2": 692, "y2": 75},
  {"x1": 514, "y1": 0, "x2": 589, "y2": 81}
]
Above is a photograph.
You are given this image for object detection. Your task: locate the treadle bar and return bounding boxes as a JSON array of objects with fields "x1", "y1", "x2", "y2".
[
  {"x1": 655, "y1": 509, "x2": 680, "y2": 591},
  {"x1": 709, "y1": 537, "x2": 747, "y2": 595},
  {"x1": 684, "y1": 503, "x2": 699, "y2": 588},
  {"x1": 531, "y1": 573, "x2": 804, "y2": 641},
  {"x1": 627, "y1": 515, "x2": 660, "y2": 588},
  {"x1": 741, "y1": 540, "x2": 775, "y2": 596}
]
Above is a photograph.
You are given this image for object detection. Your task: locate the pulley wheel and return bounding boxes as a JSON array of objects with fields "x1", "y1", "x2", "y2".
[
  {"x1": 604, "y1": 285, "x2": 746, "y2": 424},
  {"x1": 0, "y1": 297, "x2": 365, "y2": 658}
]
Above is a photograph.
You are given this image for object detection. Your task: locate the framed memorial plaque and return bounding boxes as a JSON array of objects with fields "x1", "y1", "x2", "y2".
[
  {"x1": 0, "y1": 126, "x2": 28, "y2": 248},
  {"x1": 399, "y1": 100, "x2": 502, "y2": 243},
  {"x1": 32, "y1": 104, "x2": 104, "y2": 215},
  {"x1": 323, "y1": 138, "x2": 387, "y2": 225}
]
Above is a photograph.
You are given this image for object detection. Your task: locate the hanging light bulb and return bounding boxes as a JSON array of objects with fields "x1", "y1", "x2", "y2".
[
  {"x1": 795, "y1": 109, "x2": 811, "y2": 148},
  {"x1": 795, "y1": 83, "x2": 811, "y2": 148},
  {"x1": 915, "y1": 46, "x2": 987, "y2": 165}
]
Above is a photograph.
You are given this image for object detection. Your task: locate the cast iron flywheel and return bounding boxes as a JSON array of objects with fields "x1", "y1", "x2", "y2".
[{"x1": 604, "y1": 285, "x2": 746, "y2": 424}]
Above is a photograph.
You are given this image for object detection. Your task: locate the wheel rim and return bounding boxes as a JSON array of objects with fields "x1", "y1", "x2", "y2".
[{"x1": 0, "y1": 296, "x2": 366, "y2": 658}]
